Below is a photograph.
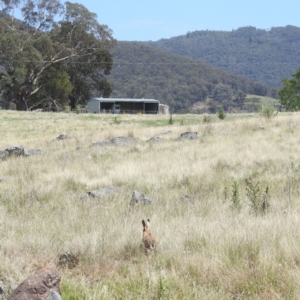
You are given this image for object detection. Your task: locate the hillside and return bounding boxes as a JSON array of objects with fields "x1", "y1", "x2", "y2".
[
  {"x1": 109, "y1": 42, "x2": 277, "y2": 112},
  {"x1": 144, "y1": 26, "x2": 300, "y2": 88}
]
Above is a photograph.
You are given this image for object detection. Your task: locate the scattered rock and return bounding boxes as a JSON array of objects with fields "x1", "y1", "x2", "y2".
[
  {"x1": 0, "y1": 281, "x2": 5, "y2": 300},
  {"x1": 58, "y1": 252, "x2": 79, "y2": 269},
  {"x1": 24, "y1": 148, "x2": 43, "y2": 156},
  {"x1": 7, "y1": 264, "x2": 61, "y2": 300},
  {"x1": 0, "y1": 150, "x2": 8, "y2": 160},
  {"x1": 176, "y1": 132, "x2": 198, "y2": 141},
  {"x1": 180, "y1": 194, "x2": 195, "y2": 204},
  {"x1": 0, "y1": 146, "x2": 42, "y2": 159},
  {"x1": 52, "y1": 133, "x2": 68, "y2": 141},
  {"x1": 5, "y1": 145, "x2": 25, "y2": 156},
  {"x1": 130, "y1": 190, "x2": 155, "y2": 206},
  {"x1": 86, "y1": 186, "x2": 120, "y2": 198},
  {"x1": 148, "y1": 136, "x2": 162, "y2": 143},
  {"x1": 92, "y1": 136, "x2": 139, "y2": 147}
]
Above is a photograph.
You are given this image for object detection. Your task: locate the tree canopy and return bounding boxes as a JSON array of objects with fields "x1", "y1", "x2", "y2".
[
  {"x1": 0, "y1": 0, "x2": 115, "y2": 110},
  {"x1": 145, "y1": 26, "x2": 300, "y2": 88},
  {"x1": 279, "y1": 68, "x2": 300, "y2": 110}
]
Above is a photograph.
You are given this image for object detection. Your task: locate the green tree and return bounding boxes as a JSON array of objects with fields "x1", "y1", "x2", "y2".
[
  {"x1": 0, "y1": 0, "x2": 115, "y2": 110},
  {"x1": 279, "y1": 68, "x2": 300, "y2": 110}
]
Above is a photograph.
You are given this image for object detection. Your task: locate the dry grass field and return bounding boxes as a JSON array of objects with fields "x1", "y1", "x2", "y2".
[{"x1": 1, "y1": 110, "x2": 300, "y2": 299}]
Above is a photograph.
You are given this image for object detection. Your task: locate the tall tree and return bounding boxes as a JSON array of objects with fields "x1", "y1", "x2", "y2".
[
  {"x1": 279, "y1": 68, "x2": 300, "y2": 110},
  {"x1": 0, "y1": 0, "x2": 115, "y2": 110}
]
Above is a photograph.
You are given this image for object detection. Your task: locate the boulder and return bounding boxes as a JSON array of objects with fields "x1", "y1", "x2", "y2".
[
  {"x1": 5, "y1": 146, "x2": 25, "y2": 156},
  {"x1": 8, "y1": 264, "x2": 61, "y2": 300},
  {"x1": 130, "y1": 190, "x2": 155, "y2": 206},
  {"x1": 176, "y1": 132, "x2": 198, "y2": 141},
  {"x1": 52, "y1": 133, "x2": 68, "y2": 141},
  {"x1": 24, "y1": 148, "x2": 43, "y2": 156},
  {"x1": 148, "y1": 136, "x2": 162, "y2": 143},
  {"x1": 87, "y1": 186, "x2": 120, "y2": 198},
  {"x1": 0, "y1": 150, "x2": 8, "y2": 160},
  {"x1": 92, "y1": 136, "x2": 138, "y2": 147},
  {"x1": 0, "y1": 281, "x2": 5, "y2": 300}
]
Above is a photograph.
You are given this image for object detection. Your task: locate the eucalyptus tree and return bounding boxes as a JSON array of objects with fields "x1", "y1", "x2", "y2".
[
  {"x1": 279, "y1": 68, "x2": 300, "y2": 110},
  {"x1": 0, "y1": 0, "x2": 115, "y2": 110}
]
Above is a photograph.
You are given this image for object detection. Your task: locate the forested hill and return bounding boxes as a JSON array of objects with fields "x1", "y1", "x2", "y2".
[
  {"x1": 109, "y1": 42, "x2": 277, "y2": 112},
  {"x1": 144, "y1": 26, "x2": 300, "y2": 88}
]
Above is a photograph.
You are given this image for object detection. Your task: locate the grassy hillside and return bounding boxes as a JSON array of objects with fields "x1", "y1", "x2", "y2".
[
  {"x1": 109, "y1": 42, "x2": 278, "y2": 112},
  {"x1": 145, "y1": 26, "x2": 300, "y2": 88},
  {"x1": 2, "y1": 111, "x2": 300, "y2": 299}
]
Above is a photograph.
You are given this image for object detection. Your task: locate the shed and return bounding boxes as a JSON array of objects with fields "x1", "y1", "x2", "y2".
[{"x1": 87, "y1": 98, "x2": 160, "y2": 114}]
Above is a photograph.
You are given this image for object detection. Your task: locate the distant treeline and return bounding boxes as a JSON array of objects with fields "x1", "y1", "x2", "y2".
[
  {"x1": 144, "y1": 26, "x2": 300, "y2": 88},
  {"x1": 109, "y1": 42, "x2": 278, "y2": 112}
]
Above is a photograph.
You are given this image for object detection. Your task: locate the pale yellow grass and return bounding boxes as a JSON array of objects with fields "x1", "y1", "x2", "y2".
[{"x1": 1, "y1": 111, "x2": 300, "y2": 299}]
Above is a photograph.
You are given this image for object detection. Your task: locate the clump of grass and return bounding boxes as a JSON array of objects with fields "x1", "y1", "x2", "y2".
[
  {"x1": 203, "y1": 114, "x2": 212, "y2": 123},
  {"x1": 246, "y1": 182, "x2": 270, "y2": 215},
  {"x1": 260, "y1": 104, "x2": 278, "y2": 120},
  {"x1": 231, "y1": 181, "x2": 241, "y2": 210}
]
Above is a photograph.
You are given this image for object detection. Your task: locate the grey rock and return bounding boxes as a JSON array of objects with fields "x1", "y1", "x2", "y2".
[
  {"x1": 176, "y1": 131, "x2": 198, "y2": 141},
  {"x1": 148, "y1": 136, "x2": 162, "y2": 143},
  {"x1": 130, "y1": 190, "x2": 155, "y2": 206},
  {"x1": 0, "y1": 281, "x2": 5, "y2": 300},
  {"x1": 47, "y1": 290, "x2": 62, "y2": 300},
  {"x1": 5, "y1": 145, "x2": 25, "y2": 156},
  {"x1": 52, "y1": 133, "x2": 68, "y2": 141},
  {"x1": 0, "y1": 150, "x2": 8, "y2": 160},
  {"x1": 24, "y1": 148, "x2": 43, "y2": 156},
  {"x1": 87, "y1": 186, "x2": 120, "y2": 198},
  {"x1": 93, "y1": 136, "x2": 138, "y2": 147}
]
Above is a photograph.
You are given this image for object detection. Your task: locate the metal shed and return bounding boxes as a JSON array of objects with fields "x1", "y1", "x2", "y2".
[{"x1": 87, "y1": 98, "x2": 160, "y2": 114}]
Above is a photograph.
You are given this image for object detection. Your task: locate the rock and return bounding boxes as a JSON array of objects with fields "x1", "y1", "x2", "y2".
[
  {"x1": 148, "y1": 136, "x2": 162, "y2": 143},
  {"x1": 46, "y1": 290, "x2": 62, "y2": 300},
  {"x1": 0, "y1": 281, "x2": 5, "y2": 300},
  {"x1": 52, "y1": 133, "x2": 68, "y2": 141},
  {"x1": 24, "y1": 148, "x2": 43, "y2": 156},
  {"x1": 130, "y1": 190, "x2": 155, "y2": 206},
  {"x1": 5, "y1": 145, "x2": 25, "y2": 156},
  {"x1": 87, "y1": 186, "x2": 120, "y2": 198},
  {"x1": 7, "y1": 264, "x2": 61, "y2": 300},
  {"x1": 92, "y1": 136, "x2": 139, "y2": 147},
  {"x1": 58, "y1": 252, "x2": 79, "y2": 269},
  {"x1": 0, "y1": 150, "x2": 8, "y2": 160},
  {"x1": 176, "y1": 132, "x2": 198, "y2": 141}
]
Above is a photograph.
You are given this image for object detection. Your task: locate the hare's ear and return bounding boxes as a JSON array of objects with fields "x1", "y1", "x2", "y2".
[
  {"x1": 146, "y1": 219, "x2": 150, "y2": 227},
  {"x1": 142, "y1": 220, "x2": 146, "y2": 228}
]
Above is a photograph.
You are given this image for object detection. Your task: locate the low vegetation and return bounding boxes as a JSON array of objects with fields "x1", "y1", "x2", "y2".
[{"x1": 2, "y1": 110, "x2": 300, "y2": 299}]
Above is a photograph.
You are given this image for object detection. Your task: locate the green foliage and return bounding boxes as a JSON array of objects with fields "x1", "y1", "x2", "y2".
[
  {"x1": 203, "y1": 114, "x2": 212, "y2": 123},
  {"x1": 260, "y1": 104, "x2": 278, "y2": 119},
  {"x1": 231, "y1": 181, "x2": 241, "y2": 210},
  {"x1": 168, "y1": 113, "x2": 174, "y2": 125},
  {"x1": 114, "y1": 117, "x2": 121, "y2": 124},
  {"x1": 246, "y1": 182, "x2": 270, "y2": 215},
  {"x1": 146, "y1": 26, "x2": 300, "y2": 89},
  {"x1": 109, "y1": 41, "x2": 277, "y2": 112},
  {"x1": 279, "y1": 68, "x2": 300, "y2": 110},
  {"x1": 217, "y1": 106, "x2": 226, "y2": 120},
  {"x1": 0, "y1": 1, "x2": 115, "y2": 111}
]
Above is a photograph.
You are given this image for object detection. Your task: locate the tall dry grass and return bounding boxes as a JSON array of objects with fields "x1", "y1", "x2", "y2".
[{"x1": 1, "y1": 110, "x2": 300, "y2": 299}]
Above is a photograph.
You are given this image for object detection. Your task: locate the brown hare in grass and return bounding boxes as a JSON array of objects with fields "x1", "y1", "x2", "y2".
[{"x1": 142, "y1": 219, "x2": 156, "y2": 254}]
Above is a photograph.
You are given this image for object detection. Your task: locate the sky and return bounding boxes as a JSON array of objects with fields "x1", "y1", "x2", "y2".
[{"x1": 74, "y1": 0, "x2": 300, "y2": 41}]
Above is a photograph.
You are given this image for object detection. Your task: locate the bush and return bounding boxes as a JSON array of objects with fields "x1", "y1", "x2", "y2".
[{"x1": 218, "y1": 106, "x2": 226, "y2": 120}]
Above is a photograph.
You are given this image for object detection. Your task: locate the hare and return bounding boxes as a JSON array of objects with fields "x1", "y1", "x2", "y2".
[{"x1": 142, "y1": 219, "x2": 156, "y2": 254}]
